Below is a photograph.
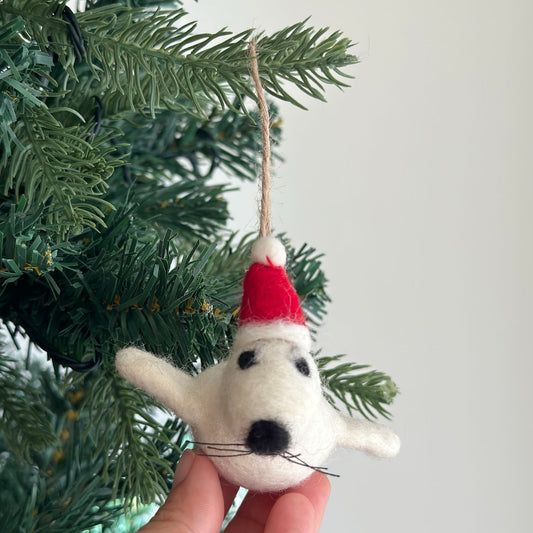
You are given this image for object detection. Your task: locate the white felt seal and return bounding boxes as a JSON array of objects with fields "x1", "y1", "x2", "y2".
[
  {"x1": 116, "y1": 237, "x2": 400, "y2": 491},
  {"x1": 116, "y1": 339, "x2": 400, "y2": 492}
]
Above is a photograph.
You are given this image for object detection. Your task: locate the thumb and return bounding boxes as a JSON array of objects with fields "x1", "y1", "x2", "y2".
[{"x1": 140, "y1": 450, "x2": 225, "y2": 533}]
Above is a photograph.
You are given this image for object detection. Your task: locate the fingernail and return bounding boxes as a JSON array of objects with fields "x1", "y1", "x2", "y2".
[{"x1": 173, "y1": 450, "x2": 195, "y2": 487}]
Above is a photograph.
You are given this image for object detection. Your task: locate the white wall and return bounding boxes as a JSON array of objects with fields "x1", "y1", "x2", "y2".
[{"x1": 189, "y1": 1, "x2": 533, "y2": 532}]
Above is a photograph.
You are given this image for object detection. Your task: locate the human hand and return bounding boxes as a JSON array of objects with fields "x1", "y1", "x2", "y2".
[{"x1": 139, "y1": 449, "x2": 331, "y2": 533}]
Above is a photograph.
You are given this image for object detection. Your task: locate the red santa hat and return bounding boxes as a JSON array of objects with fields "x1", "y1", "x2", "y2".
[{"x1": 236, "y1": 237, "x2": 311, "y2": 351}]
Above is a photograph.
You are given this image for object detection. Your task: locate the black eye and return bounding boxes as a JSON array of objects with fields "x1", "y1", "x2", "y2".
[
  {"x1": 295, "y1": 358, "x2": 310, "y2": 377},
  {"x1": 238, "y1": 350, "x2": 256, "y2": 370}
]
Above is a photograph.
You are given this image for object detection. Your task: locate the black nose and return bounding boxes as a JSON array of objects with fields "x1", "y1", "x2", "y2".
[{"x1": 246, "y1": 419, "x2": 290, "y2": 455}]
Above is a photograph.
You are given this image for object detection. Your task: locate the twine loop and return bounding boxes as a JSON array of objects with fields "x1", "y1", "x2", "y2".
[{"x1": 249, "y1": 40, "x2": 272, "y2": 238}]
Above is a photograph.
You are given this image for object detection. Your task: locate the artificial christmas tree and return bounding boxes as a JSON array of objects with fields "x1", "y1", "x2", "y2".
[{"x1": 0, "y1": 1, "x2": 398, "y2": 530}]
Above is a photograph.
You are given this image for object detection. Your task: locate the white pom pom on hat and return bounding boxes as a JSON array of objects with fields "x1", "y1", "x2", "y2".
[{"x1": 251, "y1": 236, "x2": 287, "y2": 267}]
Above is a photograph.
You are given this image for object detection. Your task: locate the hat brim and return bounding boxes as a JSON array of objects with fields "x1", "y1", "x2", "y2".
[{"x1": 234, "y1": 321, "x2": 311, "y2": 353}]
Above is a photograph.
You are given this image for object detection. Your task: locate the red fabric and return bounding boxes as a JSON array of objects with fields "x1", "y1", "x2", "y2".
[{"x1": 239, "y1": 263, "x2": 306, "y2": 326}]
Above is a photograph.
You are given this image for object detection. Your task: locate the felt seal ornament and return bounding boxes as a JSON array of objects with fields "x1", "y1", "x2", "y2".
[
  {"x1": 116, "y1": 236, "x2": 400, "y2": 492},
  {"x1": 115, "y1": 41, "x2": 400, "y2": 492}
]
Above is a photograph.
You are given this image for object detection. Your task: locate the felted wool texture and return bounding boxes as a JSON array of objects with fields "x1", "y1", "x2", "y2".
[
  {"x1": 233, "y1": 322, "x2": 312, "y2": 353},
  {"x1": 191, "y1": 337, "x2": 336, "y2": 491},
  {"x1": 334, "y1": 415, "x2": 402, "y2": 458},
  {"x1": 239, "y1": 263, "x2": 306, "y2": 326},
  {"x1": 251, "y1": 236, "x2": 287, "y2": 267},
  {"x1": 115, "y1": 347, "x2": 198, "y2": 423},
  {"x1": 116, "y1": 339, "x2": 401, "y2": 492},
  {"x1": 222, "y1": 338, "x2": 322, "y2": 439},
  {"x1": 115, "y1": 235, "x2": 400, "y2": 492}
]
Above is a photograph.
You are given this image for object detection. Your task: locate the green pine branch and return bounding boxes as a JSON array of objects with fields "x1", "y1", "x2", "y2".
[
  {"x1": 201, "y1": 233, "x2": 254, "y2": 310},
  {"x1": 287, "y1": 239, "x2": 331, "y2": 328},
  {"x1": 1, "y1": 217, "x2": 337, "y2": 382},
  {"x1": 0, "y1": 207, "x2": 233, "y2": 368},
  {"x1": 1, "y1": 1, "x2": 79, "y2": 81},
  {"x1": 87, "y1": 1, "x2": 186, "y2": 9},
  {"x1": 76, "y1": 7, "x2": 356, "y2": 115},
  {"x1": 81, "y1": 368, "x2": 186, "y2": 504},
  {"x1": 0, "y1": 349, "x2": 57, "y2": 462},
  {"x1": 130, "y1": 179, "x2": 232, "y2": 241},
  {"x1": 0, "y1": 200, "x2": 56, "y2": 288},
  {"x1": 1, "y1": 0, "x2": 355, "y2": 239},
  {"x1": 317, "y1": 353, "x2": 399, "y2": 420},
  {"x1": 119, "y1": 101, "x2": 282, "y2": 183},
  {"x1": 0, "y1": 10, "x2": 121, "y2": 234},
  {"x1": 0, "y1": 15, "x2": 56, "y2": 166},
  {"x1": 0, "y1": 2, "x2": 399, "y2": 528},
  {"x1": 0, "y1": 337, "x2": 150, "y2": 531},
  {"x1": 2, "y1": 108, "x2": 123, "y2": 236},
  {"x1": 3, "y1": 1, "x2": 357, "y2": 117}
]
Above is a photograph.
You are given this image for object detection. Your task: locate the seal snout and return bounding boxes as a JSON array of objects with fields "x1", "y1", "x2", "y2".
[{"x1": 246, "y1": 419, "x2": 290, "y2": 455}]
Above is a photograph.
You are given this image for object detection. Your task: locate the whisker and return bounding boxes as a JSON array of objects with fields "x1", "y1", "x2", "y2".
[
  {"x1": 284, "y1": 452, "x2": 330, "y2": 471},
  {"x1": 281, "y1": 452, "x2": 340, "y2": 478},
  {"x1": 282, "y1": 452, "x2": 308, "y2": 466},
  {"x1": 198, "y1": 451, "x2": 253, "y2": 458},
  {"x1": 282, "y1": 455, "x2": 309, "y2": 468},
  {"x1": 190, "y1": 441, "x2": 248, "y2": 448},
  {"x1": 185, "y1": 440, "x2": 340, "y2": 478},
  {"x1": 186, "y1": 440, "x2": 253, "y2": 458},
  {"x1": 205, "y1": 445, "x2": 253, "y2": 454},
  {"x1": 285, "y1": 457, "x2": 337, "y2": 477}
]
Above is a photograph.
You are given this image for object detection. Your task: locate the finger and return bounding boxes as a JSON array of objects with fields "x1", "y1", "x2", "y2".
[
  {"x1": 264, "y1": 492, "x2": 316, "y2": 533},
  {"x1": 286, "y1": 472, "x2": 331, "y2": 533},
  {"x1": 225, "y1": 473, "x2": 331, "y2": 533},
  {"x1": 224, "y1": 491, "x2": 278, "y2": 533},
  {"x1": 139, "y1": 450, "x2": 224, "y2": 533},
  {"x1": 220, "y1": 476, "x2": 240, "y2": 516}
]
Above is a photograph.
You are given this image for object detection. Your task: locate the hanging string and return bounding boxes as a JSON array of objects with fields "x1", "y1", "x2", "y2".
[{"x1": 249, "y1": 40, "x2": 272, "y2": 238}]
